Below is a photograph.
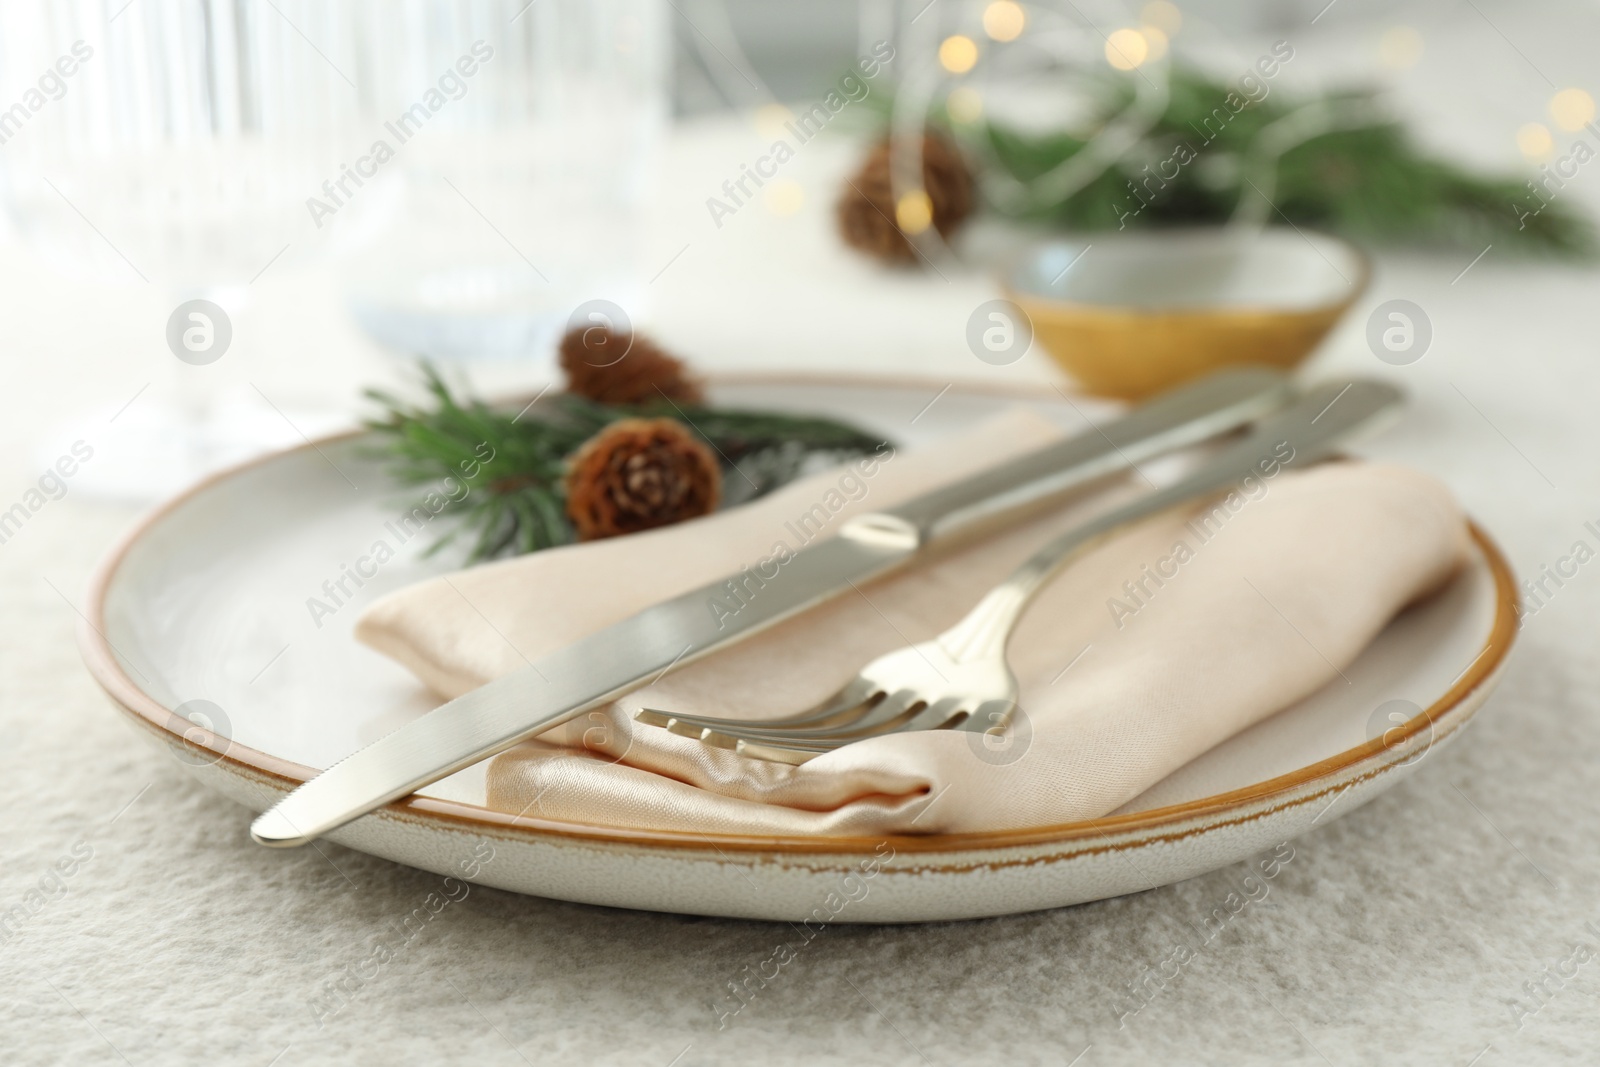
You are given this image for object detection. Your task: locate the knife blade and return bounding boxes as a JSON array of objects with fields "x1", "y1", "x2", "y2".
[{"x1": 251, "y1": 368, "x2": 1291, "y2": 846}]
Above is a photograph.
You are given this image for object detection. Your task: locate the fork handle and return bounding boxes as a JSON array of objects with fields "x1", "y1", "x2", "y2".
[{"x1": 936, "y1": 379, "x2": 1405, "y2": 664}]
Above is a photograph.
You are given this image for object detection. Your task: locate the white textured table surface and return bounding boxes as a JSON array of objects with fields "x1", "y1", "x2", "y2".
[{"x1": 7, "y1": 12, "x2": 1600, "y2": 1066}]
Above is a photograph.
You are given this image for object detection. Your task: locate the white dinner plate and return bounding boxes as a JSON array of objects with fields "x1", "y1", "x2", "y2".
[{"x1": 80, "y1": 375, "x2": 1517, "y2": 923}]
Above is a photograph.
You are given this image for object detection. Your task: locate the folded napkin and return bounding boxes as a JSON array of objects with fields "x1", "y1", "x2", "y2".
[{"x1": 356, "y1": 408, "x2": 1469, "y2": 836}]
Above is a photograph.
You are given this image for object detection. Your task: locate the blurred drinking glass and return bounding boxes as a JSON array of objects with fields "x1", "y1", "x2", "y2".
[
  {"x1": 344, "y1": 0, "x2": 668, "y2": 367},
  {"x1": 0, "y1": 0, "x2": 378, "y2": 497}
]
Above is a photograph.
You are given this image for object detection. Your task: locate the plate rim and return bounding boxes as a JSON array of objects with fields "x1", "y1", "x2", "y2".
[{"x1": 77, "y1": 371, "x2": 1519, "y2": 858}]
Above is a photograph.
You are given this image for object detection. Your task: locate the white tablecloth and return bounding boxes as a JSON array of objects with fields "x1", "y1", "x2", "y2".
[{"x1": 6, "y1": 12, "x2": 1600, "y2": 1065}]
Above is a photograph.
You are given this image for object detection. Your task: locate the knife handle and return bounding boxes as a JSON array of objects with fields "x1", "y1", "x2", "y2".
[{"x1": 873, "y1": 368, "x2": 1291, "y2": 547}]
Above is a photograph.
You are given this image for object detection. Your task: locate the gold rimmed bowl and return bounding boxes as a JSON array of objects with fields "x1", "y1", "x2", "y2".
[{"x1": 1005, "y1": 227, "x2": 1371, "y2": 400}]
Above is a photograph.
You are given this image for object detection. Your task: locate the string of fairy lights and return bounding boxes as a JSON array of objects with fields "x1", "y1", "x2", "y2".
[
  {"x1": 903, "y1": 2, "x2": 1599, "y2": 250},
  {"x1": 729, "y1": 2, "x2": 1595, "y2": 245}
]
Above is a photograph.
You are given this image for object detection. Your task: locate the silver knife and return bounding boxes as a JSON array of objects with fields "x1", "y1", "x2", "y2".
[{"x1": 251, "y1": 367, "x2": 1292, "y2": 846}]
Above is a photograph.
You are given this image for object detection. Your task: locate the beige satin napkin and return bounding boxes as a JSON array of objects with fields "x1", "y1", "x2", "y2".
[{"x1": 356, "y1": 408, "x2": 1469, "y2": 836}]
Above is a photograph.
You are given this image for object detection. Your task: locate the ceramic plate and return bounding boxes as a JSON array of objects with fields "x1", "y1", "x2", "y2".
[{"x1": 79, "y1": 375, "x2": 1517, "y2": 923}]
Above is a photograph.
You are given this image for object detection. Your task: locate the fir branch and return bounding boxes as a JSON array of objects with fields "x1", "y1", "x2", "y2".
[
  {"x1": 971, "y1": 67, "x2": 1595, "y2": 256},
  {"x1": 363, "y1": 366, "x2": 889, "y2": 562}
]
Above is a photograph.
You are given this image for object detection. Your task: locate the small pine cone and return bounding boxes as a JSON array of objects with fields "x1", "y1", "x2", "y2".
[
  {"x1": 837, "y1": 133, "x2": 975, "y2": 264},
  {"x1": 564, "y1": 418, "x2": 722, "y2": 540},
  {"x1": 558, "y1": 326, "x2": 705, "y2": 406}
]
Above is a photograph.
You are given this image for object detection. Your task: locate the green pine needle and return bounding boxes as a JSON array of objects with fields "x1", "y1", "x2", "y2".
[
  {"x1": 363, "y1": 365, "x2": 890, "y2": 562},
  {"x1": 971, "y1": 67, "x2": 1595, "y2": 256}
]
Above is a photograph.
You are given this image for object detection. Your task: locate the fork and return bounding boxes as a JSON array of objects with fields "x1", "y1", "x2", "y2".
[{"x1": 636, "y1": 379, "x2": 1403, "y2": 763}]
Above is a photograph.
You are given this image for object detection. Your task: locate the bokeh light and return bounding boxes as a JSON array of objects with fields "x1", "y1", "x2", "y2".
[
  {"x1": 983, "y1": 1, "x2": 1026, "y2": 42},
  {"x1": 1517, "y1": 122, "x2": 1555, "y2": 162},
  {"x1": 1550, "y1": 88, "x2": 1596, "y2": 132},
  {"x1": 1141, "y1": 1, "x2": 1182, "y2": 35},
  {"x1": 947, "y1": 86, "x2": 984, "y2": 124},
  {"x1": 1105, "y1": 28, "x2": 1149, "y2": 70},
  {"x1": 763, "y1": 180, "x2": 804, "y2": 216},
  {"x1": 896, "y1": 190, "x2": 933, "y2": 234},
  {"x1": 1141, "y1": 25, "x2": 1169, "y2": 61},
  {"x1": 755, "y1": 104, "x2": 794, "y2": 139},
  {"x1": 939, "y1": 35, "x2": 979, "y2": 74},
  {"x1": 1378, "y1": 26, "x2": 1423, "y2": 69}
]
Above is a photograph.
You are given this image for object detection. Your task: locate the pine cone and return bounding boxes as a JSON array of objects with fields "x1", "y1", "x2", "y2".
[
  {"x1": 837, "y1": 133, "x2": 975, "y2": 265},
  {"x1": 559, "y1": 326, "x2": 705, "y2": 406},
  {"x1": 564, "y1": 418, "x2": 722, "y2": 540}
]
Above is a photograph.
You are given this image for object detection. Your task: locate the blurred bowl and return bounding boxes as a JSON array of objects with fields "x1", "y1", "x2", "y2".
[{"x1": 1004, "y1": 228, "x2": 1370, "y2": 400}]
